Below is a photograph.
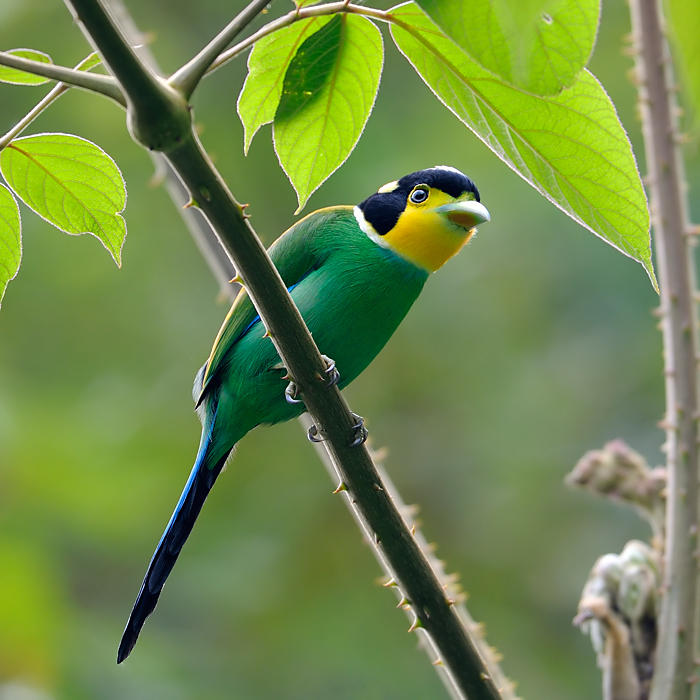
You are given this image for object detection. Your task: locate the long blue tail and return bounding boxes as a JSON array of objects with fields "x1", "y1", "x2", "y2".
[{"x1": 117, "y1": 422, "x2": 230, "y2": 663}]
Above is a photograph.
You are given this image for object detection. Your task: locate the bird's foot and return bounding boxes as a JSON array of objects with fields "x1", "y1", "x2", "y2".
[
  {"x1": 285, "y1": 355, "x2": 337, "y2": 405},
  {"x1": 285, "y1": 380, "x2": 302, "y2": 404},
  {"x1": 306, "y1": 413, "x2": 367, "y2": 446},
  {"x1": 307, "y1": 423, "x2": 325, "y2": 443},
  {"x1": 349, "y1": 412, "x2": 368, "y2": 447},
  {"x1": 319, "y1": 355, "x2": 340, "y2": 387}
]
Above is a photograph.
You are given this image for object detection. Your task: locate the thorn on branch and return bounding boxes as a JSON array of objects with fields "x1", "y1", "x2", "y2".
[
  {"x1": 408, "y1": 616, "x2": 423, "y2": 633},
  {"x1": 489, "y1": 645, "x2": 504, "y2": 663},
  {"x1": 369, "y1": 445, "x2": 389, "y2": 462}
]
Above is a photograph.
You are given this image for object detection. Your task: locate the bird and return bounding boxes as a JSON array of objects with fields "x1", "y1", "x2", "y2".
[{"x1": 116, "y1": 165, "x2": 490, "y2": 663}]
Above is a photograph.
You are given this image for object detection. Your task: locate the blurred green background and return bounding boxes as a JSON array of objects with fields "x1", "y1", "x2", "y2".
[{"x1": 1, "y1": 1, "x2": 696, "y2": 698}]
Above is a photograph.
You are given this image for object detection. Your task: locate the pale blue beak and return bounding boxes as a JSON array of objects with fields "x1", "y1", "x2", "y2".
[{"x1": 436, "y1": 200, "x2": 491, "y2": 230}]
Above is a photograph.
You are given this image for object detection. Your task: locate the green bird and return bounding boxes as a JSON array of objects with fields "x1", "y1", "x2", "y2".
[{"x1": 117, "y1": 166, "x2": 490, "y2": 662}]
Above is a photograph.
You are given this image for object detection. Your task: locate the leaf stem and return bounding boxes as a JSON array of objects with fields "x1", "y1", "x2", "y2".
[
  {"x1": 629, "y1": 0, "x2": 700, "y2": 697},
  {"x1": 0, "y1": 84, "x2": 68, "y2": 151},
  {"x1": 0, "y1": 51, "x2": 123, "y2": 104},
  {"x1": 169, "y1": 0, "x2": 275, "y2": 99}
]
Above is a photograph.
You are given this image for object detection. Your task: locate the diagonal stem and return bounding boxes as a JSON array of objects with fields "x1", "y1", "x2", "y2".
[
  {"x1": 0, "y1": 54, "x2": 108, "y2": 151},
  {"x1": 64, "y1": 0, "x2": 504, "y2": 696},
  {"x1": 169, "y1": 0, "x2": 275, "y2": 99},
  {"x1": 207, "y1": 2, "x2": 388, "y2": 74},
  {"x1": 164, "y1": 130, "x2": 502, "y2": 700},
  {"x1": 0, "y1": 51, "x2": 123, "y2": 104}
]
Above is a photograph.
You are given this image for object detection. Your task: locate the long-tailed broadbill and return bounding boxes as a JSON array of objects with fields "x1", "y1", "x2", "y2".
[{"x1": 117, "y1": 166, "x2": 490, "y2": 662}]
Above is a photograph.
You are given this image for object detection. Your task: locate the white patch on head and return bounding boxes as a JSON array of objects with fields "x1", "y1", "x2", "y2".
[
  {"x1": 353, "y1": 205, "x2": 390, "y2": 249},
  {"x1": 431, "y1": 165, "x2": 462, "y2": 175},
  {"x1": 377, "y1": 180, "x2": 399, "y2": 193}
]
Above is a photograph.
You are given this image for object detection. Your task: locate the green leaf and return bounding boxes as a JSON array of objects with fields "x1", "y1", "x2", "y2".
[
  {"x1": 414, "y1": 0, "x2": 599, "y2": 95},
  {"x1": 0, "y1": 184, "x2": 21, "y2": 307},
  {"x1": 238, "y1": 15, "x2": 333, "y2": 154},
  {"x1": 668, "y1": 0, "x2": 700, "y2": 132},
  {"x1": 390, "y1": 3, "x2": 655, "y2": 287},
  {"x1": 0, "y1": 49, "x2": 53, "y2": 86},
  {"x1": 273, "y1": 15, "x2": 383, "y2": 211},
  {"x1": 0, "y1": 134, "x2": 126, "y2": 265},
  {"x1": 77, "y1": 53, "x2": 102, "y2": 73}
]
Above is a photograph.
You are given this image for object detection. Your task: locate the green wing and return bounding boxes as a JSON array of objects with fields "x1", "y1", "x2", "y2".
[{"x1": 196, "y1": 206, "x2": 352, "y2": 404}]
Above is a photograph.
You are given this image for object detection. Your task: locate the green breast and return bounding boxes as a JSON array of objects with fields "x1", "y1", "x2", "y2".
[{"x1": 295, "y1": 209, "x2": 429, "y2": 386}]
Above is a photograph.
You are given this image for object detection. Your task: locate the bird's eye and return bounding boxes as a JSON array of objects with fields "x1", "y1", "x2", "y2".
[{"x1": 409, "y1": 187, "x2": 429, "y2": 204}]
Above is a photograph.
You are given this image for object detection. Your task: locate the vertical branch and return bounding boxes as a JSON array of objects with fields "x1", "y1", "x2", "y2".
[{"x1": 629, "y1": 0, "x2": 700, "y2": 697}]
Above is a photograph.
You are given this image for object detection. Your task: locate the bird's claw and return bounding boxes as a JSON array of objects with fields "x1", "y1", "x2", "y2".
[
  {"x1": 307, "y1": 412, "x2": 366, "y2": 446},
  {"x1": 286, "y1": 355, "x2": 337, "y2": 404},
  {"x1": 307, "y1": 423, "x2": 326, "y2": 443},
  {"x1": 285, "y1": 380, "x2": 302, "y2": 404},
  {"x1": 349, "y1": 412, "x2": 368, "y2": 447},
  {"x1": 320, "y1": 355, "x2": 340, "y2": 387}
]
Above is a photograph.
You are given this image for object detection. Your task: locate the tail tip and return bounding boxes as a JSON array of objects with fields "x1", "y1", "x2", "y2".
[{"x1": 117, "y1": 634, "x2": 135, "y2": 664}]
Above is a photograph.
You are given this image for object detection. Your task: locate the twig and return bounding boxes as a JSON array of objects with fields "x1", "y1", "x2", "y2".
[
  {"x1": 0, "y1": 54, "x2": 106, "y2": 151},
  {"x1": 207, "y1": 2, "x2": 389, "y2": 74},
  {"x1": 169, "y1": 0, "x2": 275, "y2": 98},
  {"x1": 629, "y1": 0, "x2": 700, "y2": 697},
  {"x1": 0, "y1": 50, "x2": 123, "y2": 104}
]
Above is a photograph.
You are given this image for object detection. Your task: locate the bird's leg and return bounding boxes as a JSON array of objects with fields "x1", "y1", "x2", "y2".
[
  {"x1": 349, "y1": 412, "x2": 368, "y2": 447},
  {"x1": 303, "y1": 355, "x2": 342, "y2": 440},
  {"x1": 319, "y1": 354, "x2": 340, "y2": 387}
]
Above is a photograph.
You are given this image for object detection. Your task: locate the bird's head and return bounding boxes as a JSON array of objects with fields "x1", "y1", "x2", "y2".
[{"x1": 354, "y1": 166, "x2": 490, "y2": 272}]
